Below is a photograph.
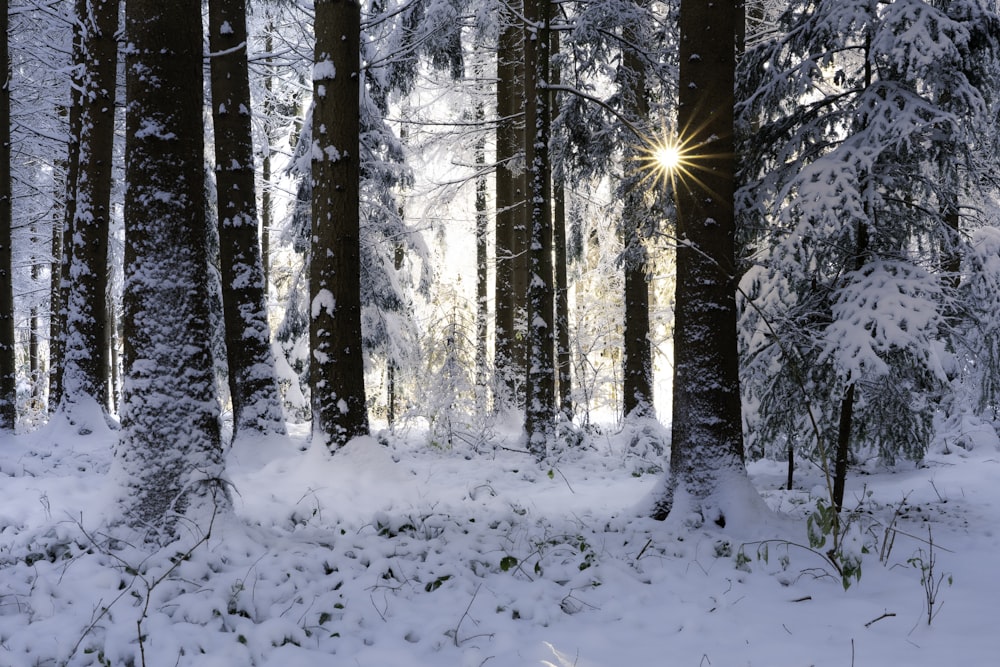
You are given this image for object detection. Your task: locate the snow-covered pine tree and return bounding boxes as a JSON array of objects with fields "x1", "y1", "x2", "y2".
[
  {"x1": 523, "y1": 0, "x2": 556, "y2": 454},
  {"x1": 208, "y1": 0, "x2": 286, "y2": 439},
  {"x1": 738, "y1": 0, "x2": 1000, "y2": 504},
  {"x1": 654, "y1": 0, "x2": 749, "y2": 525},
  {"x1": 59, "y1": 0, "x2": 117, "y2": 434},
  {"x1": 119, "y1": 0, "x2": 227, "y2": 536},
  {"x1": 310, "y1": 0, "x2": 369, "y2": 448}
]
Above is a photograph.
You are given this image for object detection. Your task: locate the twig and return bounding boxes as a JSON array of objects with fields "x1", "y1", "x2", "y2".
[
  {"x1": 453, "y1": 583, "x2": 482, "y2": 647},
  {"x1": 636, "y1": 538, "x2": 653, "y2": 561},
  {"x1": 864, "y1": 611, "x2": 896, "y2": 628}
]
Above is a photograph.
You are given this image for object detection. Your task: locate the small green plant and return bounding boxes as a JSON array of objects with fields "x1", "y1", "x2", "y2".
[{"x1": 806, "y1": 498, "x2": 865, "y2": 590}]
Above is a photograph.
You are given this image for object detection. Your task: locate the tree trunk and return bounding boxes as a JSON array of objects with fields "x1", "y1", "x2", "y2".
[
  {"x1": 49, "y1": 11, "x2": 86, "y2": 413},
  {"x1": 311, "y1": 0, "x2": 369, "y2": 448},
  {"x1": 61, "y1": 0, "x2": 118, "y2": 431},
  {"x1": 209, "y1": 0, "x2": 286, "y2": 439},
  {"x1": 621, "y1": 9, "x2": 654, "y2": 420},
  {"x1": 120, "y1": 0, "x2": 226, "y2": 537},
  {"x1": 494, "y1": 1, "x2": 521, "y2": 407},
  {"x1": 551, "y1": 28, "x2": 572, "y2": 420},
  {"x1": 832, "y1": 34, "x2": 873, "y2": 513},
  {"x1": 0, "y1": 1, "x2": 14, "y2": 430},
  {"x1": 261, "y1": 25, "x2": 275, "y2": 289},
  {"x1": 475, "y1": 71, "x2": 489, "y2": 402},
  {"x1": 656, "y1": 0, "x2": 746, "y2": 526},
  {"x1": 524, "y1": 0, "x2": 555, "y2": 454}
]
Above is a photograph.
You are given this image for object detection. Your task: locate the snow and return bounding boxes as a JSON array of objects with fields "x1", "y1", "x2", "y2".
[
  {"x1": 313, "y1": 60, "x2": 337, "y2": 81},
  {"x1": 1, "y1": 417, "x2": 999, "y2": 665}
]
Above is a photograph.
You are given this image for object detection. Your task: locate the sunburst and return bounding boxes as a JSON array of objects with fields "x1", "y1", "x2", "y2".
[{"x1": 634, "y1": 130, "x2": 693, "y2": 193}]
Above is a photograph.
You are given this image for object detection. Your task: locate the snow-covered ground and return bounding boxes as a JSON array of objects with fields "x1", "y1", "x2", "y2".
[{"x1": 1, "y1": 416, "x2": 998, "y2": 666}]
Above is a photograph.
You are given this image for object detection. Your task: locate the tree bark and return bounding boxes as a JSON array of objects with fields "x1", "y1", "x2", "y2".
[
  {"x1": 524, "y1": 0, "x2": 555, "y2": 454},
  {"x1": 656, "y1": 0, "x2": 746, "y2": 526},
  {"x1": 121, "y1": 0, "x2": 226, "y2": 537},
  {"x1": 209, "y1": 0, "x2": 286, "y2": 438},
  {"x1": 311, "y1": 0, "x2": 369, "y2": 448},
  {"x1": 494, "y1": 1, "x2": 523, "y2": 407},
  {"x1": 475, "y1": 68, "x2": 489, "y2": 402},
  {"x1": 49, "y1": 10, "x2": 87, "y2": 413},
  {"x1": 61, "y1": 0, "x2": 118, "y2": 431},
  {"x1": 621, "y1": 7, "x2": 654, "y2": 420},
  {"x1": 551, "y1": 28, "x2": 572, "y2": 421}
]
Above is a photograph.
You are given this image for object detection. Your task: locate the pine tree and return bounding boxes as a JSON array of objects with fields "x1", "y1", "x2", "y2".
[
  {"x1": 60, "y1": 0, "x2": 118, "y2": 432},
  {"x1": 119, "y1": 0, "x2": 226, "y2": 536},
  {"x1": 620, "y1": 0, "x2": 654, "y2": 420},
  {"x1": 208, "y1": 0, "x2": 286, "y2": 439},
  {"x1": 495, "y1": 0, "x2": 527, "y2": 409},
  {"x1": 311, "y1": 0, "x2": 369, "y2": 448},
  {"x1": 524, "y1": 0, "x2": 556, "y2": 453},
  {"x1": 738, "y1": 0, "x2": 1000, "y2": 503},
  {"x1": 654, "y1": 0, "x2": 748, "y2": 525}
]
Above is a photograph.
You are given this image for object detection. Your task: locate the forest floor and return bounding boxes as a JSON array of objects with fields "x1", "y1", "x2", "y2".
[{"x1": 1, "y1": 414, "x2": 998, "y2": 666}]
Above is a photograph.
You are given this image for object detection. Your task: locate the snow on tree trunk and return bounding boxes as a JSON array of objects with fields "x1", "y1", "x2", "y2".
[
  {"x1": 310, "y1": 0, "x2": 369, "y2": 449},
  {"x1": 0, "y1": 1, "x2": 14, "y2": 430},
  {"x1": 494, "y1": 1, "x2": 524, "y2": 409},
  {"x1": 49, "y1": 12, "x2": 86, "y2": 414},
  {"x1": 119, "y1": 0, "x2": 227, "y2": 538},
  {"x1": 524, "y1": 0, "x2": 555, "y2": 455},
  {"x1": 60, "y1": 0, "x2": 118, "y2": 434},
  {"x1": 655, "y1": 0, "x2": 749, "y2": 526},
  {"x1": 208, "y1": 0, "x2": 286, "y2": 439}
]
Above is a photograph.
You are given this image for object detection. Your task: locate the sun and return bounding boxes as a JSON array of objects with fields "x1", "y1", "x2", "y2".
[
  {"x1": 635, "y1": 133, "x2": 689, "y2": 191},
  {"x1": 654, "y1": 143, "x2": 682, "y2": 172}
]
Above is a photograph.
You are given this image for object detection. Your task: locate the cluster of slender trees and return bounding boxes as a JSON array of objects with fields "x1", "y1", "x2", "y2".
[{"x1": 5, "y1": 0, "x2": 1000, "y2": 537}]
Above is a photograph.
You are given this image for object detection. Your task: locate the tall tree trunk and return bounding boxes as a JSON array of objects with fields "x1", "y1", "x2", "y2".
[
  {"x1": 495, "y1": 1, "x2": 521, "y2": 407},
  {"x1": 655, "y1": 0, "x2": 746, "y2": 526},
  {"x1": 61, "y1": 0, "x2": 118, "y2": 432},
  {"x1": 209, "y1": 0, "x2": 286, "y2": 438},
  {"x1": 475, "y1": 71, "x2": 489, "y2": 403},
  {"x1": 49, "y1": 11, "x2": 87, "y2": 413},
  {"x1": 0, "y1": 1, "x2": 14, "y2": 430},
  {"x1": 261, "y1": 24, "x2": 275, "y2": 289},
  {"x1": 30, "y1": 226, "x2": 41, "y2": 402},
  {"x1": 121, "y1": 0, "x2": 226, "y2": 537},
  {"x1": 621, "y1": 7, "x2": 654, "y2": 420},
  {"x1": 551, "y1": 28, "x2": 572, "y2": 421},
  {"x1": 311, "y1": 0, "x2": 369, "y2": 448},
  {"x1": 524, "y1": 0, "x2": 555, "y2": 454}
]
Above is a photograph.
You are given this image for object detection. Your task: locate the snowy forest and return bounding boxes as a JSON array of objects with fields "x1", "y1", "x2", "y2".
[{"x1": 1, "y1": 0, "x2": 999, "y2": 665}]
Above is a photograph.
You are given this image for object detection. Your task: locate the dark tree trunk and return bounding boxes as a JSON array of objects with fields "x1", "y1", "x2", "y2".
[
  {"x1": 551, "y1": 28, "x2": 572, "y2": 420},
  {"x1": 120, "y1": 0, "x2": 226, "y2": 536},
  {"x1": 524, "y1": 0, "x2": 555, "y2": 454},
  {"x1": 209, "y1": 0, "x2": 286, "y2": 438},
  {"x1": 494, "y1": 1, "x2": 522, "y2": 406},
  {"x1": 311, "y1": 0, "x2": 369, "y2": 448},
  {"x1": 621, "y1": 10, "x2": 653, "y2": 420},
  {"x1": 49, "y1": 10, "x2": 86, "y2": 413},
  {"x1": 61, "y1": 0, "x2": 118, "y2": 430},
  {"x1": 656, "y1": 0, "x2": 746, "y2": 526},
  {"x1": 0, "y1": 1, "x2": 14, "y2": 430}
]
